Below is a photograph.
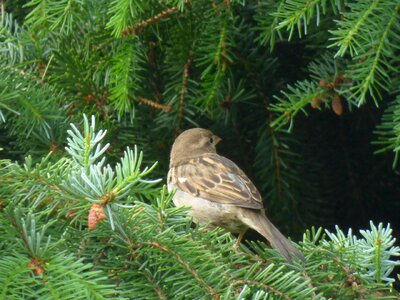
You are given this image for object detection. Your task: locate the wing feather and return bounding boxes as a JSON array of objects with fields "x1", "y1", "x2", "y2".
[{"x1": 172, "y1": 153, "x2": 263, "y2": 209}]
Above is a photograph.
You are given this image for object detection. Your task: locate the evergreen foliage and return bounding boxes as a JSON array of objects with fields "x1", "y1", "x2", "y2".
[
  {"x1": 0, "y1": 116, "x2": 399, "y2": 298},
  {"x1": 1, "y1": 0, "x2": 400, "y2": 298}
]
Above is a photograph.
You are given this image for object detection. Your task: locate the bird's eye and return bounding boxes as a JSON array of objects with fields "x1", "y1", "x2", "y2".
[{"x1": 209, "y1": 137, "x2": 214, "y2": 144}]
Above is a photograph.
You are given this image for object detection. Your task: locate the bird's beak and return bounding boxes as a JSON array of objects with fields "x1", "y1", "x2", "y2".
[{"x1": 214, "y1": 135, "x2": 222, "y2": 144}]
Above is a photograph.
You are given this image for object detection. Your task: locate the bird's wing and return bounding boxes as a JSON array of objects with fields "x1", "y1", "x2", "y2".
[{"x1": 170, "y1": 153, "x2": 263, "y2": 209}]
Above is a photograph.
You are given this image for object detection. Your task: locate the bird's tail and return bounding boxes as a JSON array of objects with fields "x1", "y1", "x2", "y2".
[{"x1": 241, "y1": 209, "x2": 305, "y2": 263}]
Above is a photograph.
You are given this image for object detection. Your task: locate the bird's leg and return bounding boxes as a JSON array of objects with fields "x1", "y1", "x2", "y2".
[{"x1": 235, "y1": 229, "x2": 247, "y2": 247}]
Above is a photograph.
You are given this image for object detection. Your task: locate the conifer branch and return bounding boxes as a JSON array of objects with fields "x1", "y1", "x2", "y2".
[
  {"x1": 177, "y1": 51, "x2": 193, "y2": 130},
  {"x1": 146, "y1": 241, "x2": 216, "y2": 297},
  {"x1": 109, "y1": 38, "x2": 146, "y2": 115},
  {"x1": 256, "y1": 0, "x2": 285, "y2": 49},
  {"x1": 137, "y1": 96, "x2": 172, "y2": 113},
  {"x1": 196, "y1": 7, "x2": 234, "y2": 108},
  {"x1": 345, "y1": 3, "x2": 400, "y2": 106},
  {"x1": 374, "y1": 95, "x2": 400, "y2": 167},
  {"x1": 230, "y1": 279, "x2": 292, "y2": 300},
  {"x1": 330, "y1": 0, "x2": 381, "y2": 57},
  {"x1": 122, "y1": 1, "x2": 190, "y2": 37},
  {"x1": 275, "y1": 0, "x2": 324, "y2": 39}
]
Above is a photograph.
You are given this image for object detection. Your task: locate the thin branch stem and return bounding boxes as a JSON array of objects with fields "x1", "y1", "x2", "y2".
[{"x1": 122, "y1": 1, "x2": 190, "y2": 36}]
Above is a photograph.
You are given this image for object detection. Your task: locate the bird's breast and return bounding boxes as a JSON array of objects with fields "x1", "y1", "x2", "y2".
[{"x1": 168, "y1": 183, "x2": 246, "y2": 233}]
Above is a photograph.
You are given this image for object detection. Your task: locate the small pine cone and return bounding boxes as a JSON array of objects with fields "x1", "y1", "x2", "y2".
[
  {"x1": 88, "y1": 203, "x2": 106, "y2": 230},
  {"x1": 331, "y1": 94, "x2": 343, "y2": 116},
  {"x1": 319, "y1": 80, "x2": 328, "y2": 87},
  {"x1": 66, "y1": 209, "x2": 76, "y2": 219},
  {"x1": 28, "y1": 258, "x2": 46, "y2": 276},
  {"x1": 311, "y1": 97, "x2": 322, "y2": 108}
]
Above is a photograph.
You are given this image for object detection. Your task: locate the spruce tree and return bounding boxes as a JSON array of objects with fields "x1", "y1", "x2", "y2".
[{"x1": 1, "y1": 1, "x2": 399, "y2": 298}]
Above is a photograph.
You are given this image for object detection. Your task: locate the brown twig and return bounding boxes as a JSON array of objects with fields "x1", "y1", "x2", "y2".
[
  {"x1": 137, "y1": 96, "x2": 172, "y2": 112},
  {"x1": 176, "y1": 51, "x2": 193, "y2": 134},
  {"x1": 122, "y1": 1, "x2": 190, "y2": 36}
]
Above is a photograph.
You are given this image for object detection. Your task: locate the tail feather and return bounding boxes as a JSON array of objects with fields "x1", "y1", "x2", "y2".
[{"x1": 241, "y1": 210, "x2": 305, "y2": 263}]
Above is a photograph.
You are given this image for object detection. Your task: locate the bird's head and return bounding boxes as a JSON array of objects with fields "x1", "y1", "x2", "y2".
[{"x1": 170, "y1": 128, "x2": 221, "y2": 166}]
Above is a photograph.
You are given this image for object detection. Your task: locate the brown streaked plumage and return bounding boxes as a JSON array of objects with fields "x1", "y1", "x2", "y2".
[{"x1": 168, "y1": 128, "x2": 305, "y2": 263}]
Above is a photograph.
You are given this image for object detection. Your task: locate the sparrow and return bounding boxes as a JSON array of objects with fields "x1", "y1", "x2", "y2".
[{"x1": 167, "y1": 128, "x2": 305, "y2": 263}]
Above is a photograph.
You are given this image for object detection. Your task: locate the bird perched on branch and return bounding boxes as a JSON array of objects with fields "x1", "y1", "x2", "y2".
[{"x1": 168, "y1": 128, "x2": 305, "y2": 263}]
